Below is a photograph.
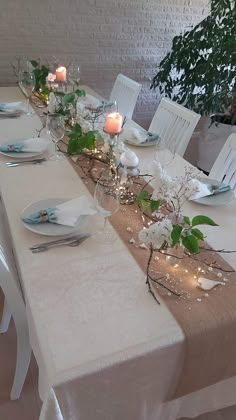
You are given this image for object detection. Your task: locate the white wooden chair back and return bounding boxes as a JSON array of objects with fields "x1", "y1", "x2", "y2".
[
  {"x1": 0, "y1": 201, "x2": 31, "y2": 399},
  {"x1": 149, "y1": 97, "x2": 201, "y2": 156},
  {"x1": 110, "y1": 73, "x2": 142, "y2": 119},
  {"x1": 210, "y1": 133, "x2": 236, "y2": 192}
]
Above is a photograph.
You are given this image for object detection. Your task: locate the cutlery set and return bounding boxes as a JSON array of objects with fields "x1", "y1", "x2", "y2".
[
  {"x1": 5, "y1": 158, "x2": 46, "y2": 167},
  {"x1": 30, "y1": 233, "x2": 90, "y2": 253}
]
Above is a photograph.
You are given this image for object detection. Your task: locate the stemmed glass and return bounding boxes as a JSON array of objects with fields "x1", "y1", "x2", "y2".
[
  {"x1": 154, "y1": 137, "x2": 176, "y2": 169},
  {"x1": 46, "y1": 114, "x2": 65, "y2": 161},
  {"x1": 19, "y1": 70, "x2": 35, "y2": 116},
  {"x1": 94, "y1": 171, "x2": 120, "y2": 242}
]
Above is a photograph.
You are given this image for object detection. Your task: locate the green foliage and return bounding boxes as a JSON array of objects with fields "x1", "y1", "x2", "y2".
[
  {"x1": 151, "y1": 0, "x2": 236, "y2": 118},
  {"x1": 30, "y1": 60, "x2": 50, "y2": 94},
  {"x1": 136, "y1": 190, "x2": 161, "y2": 212},
  {"x1": 67, "y1": 124, "x2": 96, "y2": 154},
  {"x1": 171, "y1": 214, "x2": 218, "y2": 253}
]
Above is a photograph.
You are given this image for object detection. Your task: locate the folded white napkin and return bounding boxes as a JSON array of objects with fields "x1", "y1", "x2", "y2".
[
  {"x1": 123, "y1": 127, "x2": 147, "y2": 144},
  {"x1": 23, "y1": 196, "x2": 97, "y2": 227},
  {"x1": 0, "y1": 102, "x2": 23, "y2": 111},
  {"x1": 54, "y1": 197, "x2": 97, "y2": 226},
  {"x1": 0, "y1": 138, "x2": 49, "y2": 153},
  {"x1": 77, "y1": 95, "x2": 101, "y2": 111},
  {"x1": 190, "y1": 179, "x2": 230, "y2": 200}
]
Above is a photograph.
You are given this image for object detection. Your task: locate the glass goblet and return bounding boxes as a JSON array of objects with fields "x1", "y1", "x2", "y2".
[
  {"x1": 154, "y1": 137, "x2": 176, "y2": 169},
  {"x1": 94, "y1": 171, "x2": 119, "y2": 243},
  {"x1": 19, "y1": 70, "x2": 35, "y2": 116},
  {"x1": 46, "y1": 114, "x2": 65, "y2": 161}
]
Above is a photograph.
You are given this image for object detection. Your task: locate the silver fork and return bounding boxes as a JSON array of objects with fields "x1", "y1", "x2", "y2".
[
  {"x1": 30, "y1": 234, "x2": 90, "y2": 253},
  {"x1": 6, "y1": 158, "x2": 46, "y2": 167}
]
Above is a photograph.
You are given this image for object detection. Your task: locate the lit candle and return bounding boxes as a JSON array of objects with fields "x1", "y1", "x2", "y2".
[
  {"x1": 104, "y1": 112, "x2": 123, "y2": 134},
  {"x1": 56, "y1": 66, "x2": 67, "y2": 82}
]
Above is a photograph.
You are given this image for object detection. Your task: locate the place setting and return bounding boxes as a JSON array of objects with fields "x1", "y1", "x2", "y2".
[
  {"x1": 0, "y1": 137, "x2": 50, "y2": 166},
  {"x1": 20, "y1": 195, "x2": 97, "y2": 254}
]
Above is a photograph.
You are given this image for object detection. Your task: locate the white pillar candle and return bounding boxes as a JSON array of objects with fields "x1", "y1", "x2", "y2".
[
  {"x1": 56, "y1": 66, "x2": 67, "y2": 82},
  {"x1": 104, "y1": 112, "x2": 122, "y2": 134}
]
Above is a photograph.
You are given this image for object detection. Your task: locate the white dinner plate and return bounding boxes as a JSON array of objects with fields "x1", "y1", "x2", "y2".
[
  {"x1": 0, "y1": 138, "x2": 49, "y2": 159},
  {"x1": 21, "y1": 198, "x2": 86, "y2": 236},
  {"x1": 191, "y1": 178, "x2": 235, "y2": 206}
]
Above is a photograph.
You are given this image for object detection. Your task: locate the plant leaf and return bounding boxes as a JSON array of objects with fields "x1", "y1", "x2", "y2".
[
  {"x1": 150, "y1": 200, "x2": 161, "y2": 212},
  {"x1": 171, "y1": 225, "x2": 183, "y2": 246},
  {"x1": 191, "y1": 228, "x2": 204, "y2": 240},
  {"x1": 183, "y1": 215, "x2": 191, "y2": 226},
  {"x1": 181, "y1": 234, "x2": 199, "y2": 254},
  {"x1": 192, "y1": 215, "x2": 218, "y2": 227}
]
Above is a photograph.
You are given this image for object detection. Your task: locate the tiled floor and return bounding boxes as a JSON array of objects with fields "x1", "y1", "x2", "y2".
[{"x1": 0, "y1": 289, "x2": 41, "y2": 420}]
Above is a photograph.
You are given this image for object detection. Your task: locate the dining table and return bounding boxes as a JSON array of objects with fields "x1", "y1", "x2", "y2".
[{"x1": 1, "y1": 85, "x2": 236, "y2": 420}]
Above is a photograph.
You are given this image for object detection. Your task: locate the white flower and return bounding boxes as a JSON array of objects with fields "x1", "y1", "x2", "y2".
[{"x1": 138, "y1": 218, "x2": 172, "y2": 250}]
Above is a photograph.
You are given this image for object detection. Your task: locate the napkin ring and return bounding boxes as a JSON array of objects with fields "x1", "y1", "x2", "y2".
[
  {"x1": 8, "y1": 145, "x2": 15, "y2": 151},
  {"x1": 39, "y1": 210, "x2": 49, "y2": 223}
]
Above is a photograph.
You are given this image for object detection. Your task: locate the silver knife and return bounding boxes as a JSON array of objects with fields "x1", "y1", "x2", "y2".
[
  {"x1": 6, "y1": 158, "x2": 46, "y2": 167},
  {"x1": 30, "y1": 233, "x2": 90, "y2": 252}
]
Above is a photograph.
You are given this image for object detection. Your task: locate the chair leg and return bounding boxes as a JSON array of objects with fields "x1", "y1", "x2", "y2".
[
  {"x1": 0, "y1": 298, "x2": 11, "y2": 333},
  {"x1": 10, "y1": 324, "x2": 32, "y2": 400}
]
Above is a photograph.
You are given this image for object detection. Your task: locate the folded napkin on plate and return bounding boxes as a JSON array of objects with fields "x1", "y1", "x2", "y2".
[
  {"x1": 22, "y1": 196, "x2": 97, "y2": 227},
  {"x1": 0, "y1": 102, "x2": 25, "y2": 118},
  {"x1": 0, "y1": 138, "x2": 48, "y2": 153},
  {"x1": 123, "y1": 127, "x2": 159, "y2": 145},
  {"x1": 0, "y1": 102, "x2": 23, "y2": 111},
  {"x1": 77, "y1": 95, "x2": 113, "y2": 112},
  {"x1": 191, "y1": 179, "x2": 231, "y2": 200}
]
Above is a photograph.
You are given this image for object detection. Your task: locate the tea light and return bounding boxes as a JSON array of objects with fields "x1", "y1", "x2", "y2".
[
  {"x1": 120, "y1": 150, "x2": 139, "y2": 168},
  {"x1": 56, "y1": 66, "x2": 67, "y2": 82},
  {"x1": 104, "y1": 112, "x2": 123, "y2": 134}
]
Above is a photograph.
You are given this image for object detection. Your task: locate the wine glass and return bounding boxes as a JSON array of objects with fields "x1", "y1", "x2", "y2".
[
  {"x1": 154, "y1": 136, "x2": 176, "y2": 169},
  {"x1": 94, "y1": 171, "x2": 120, "y2": 242},
  {"x1": 19, "y1": 70, "x2": 35, "y2": 116},
  {"x1": 46, "y1": 114, "x2": 65, "y2": 161}
]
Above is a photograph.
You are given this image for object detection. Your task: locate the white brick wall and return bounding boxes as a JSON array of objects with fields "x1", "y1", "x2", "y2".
[{"x1": 0, "y1": 0, "x2": 207, "y2": 128}]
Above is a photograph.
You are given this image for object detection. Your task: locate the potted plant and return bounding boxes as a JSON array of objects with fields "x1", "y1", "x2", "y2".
[{"x1": 151, "y1": 0, "x2": 236, "y2": 172}]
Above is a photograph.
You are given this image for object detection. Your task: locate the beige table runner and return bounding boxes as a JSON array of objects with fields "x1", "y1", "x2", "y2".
[{"x1": 68, "y1": 152, "x2": 236, "y2": 399}]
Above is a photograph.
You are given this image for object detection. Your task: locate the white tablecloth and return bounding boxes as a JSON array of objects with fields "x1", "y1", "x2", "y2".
[{"x1": 0, "y1": 87, "x2": 236, "y2": 420}]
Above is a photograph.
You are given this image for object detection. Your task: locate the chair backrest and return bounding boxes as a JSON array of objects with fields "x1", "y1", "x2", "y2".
[
  {"x1": 109, "y1": 74, "x2": 142, "y2": 120},
  {"x1": 0, "y1": 201, "x2": 26, "y2": 327},
  {"x1": 149, "y1": 97, "x2": 201, "y2": 157},
  {"x1": 210, "y1": 133, "x2": 236, "y2": 192}
]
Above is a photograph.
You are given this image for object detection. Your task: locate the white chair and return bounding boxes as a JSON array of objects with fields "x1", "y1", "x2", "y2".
[
  {"x1": 210, "y1": 133, "x2": 236, "y2": 192},
  {"x1": 0, "y1": 201, "x2": 31, "y2": 399},
  {"x1": 149, "y1": 97, "x2": 201, "y2": 157},
  {"x1": 109, "y1": 74, "x2": 142, "y2": 120}
]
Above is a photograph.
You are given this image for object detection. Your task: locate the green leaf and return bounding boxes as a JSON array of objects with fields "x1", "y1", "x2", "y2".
[
  {"x1": 54, "y1": 91, "x2": 65, "y2": 97},
  {"x1": 171, "y1": 225, "x2": 183, "y2": 246},
  {"x1": 181, "y1": 234, "x2": 199, "y2": 254},
  {"x1": 30, "y1": 60, "x2": 39, "y2": 68},
  {"x1": 63, "y1": 93, "x2": 75, "y2": 104},
  {"x1": 183, "y1": 216, "x2": 191, "y2": 226},
  {"x1": 150, "y1": 200, "x2": 161, "y2": 212},
  {"x1": 135, "y1": 190, "x2": 151, "y2": 211},
  {"x1": 67, "y1": 132, "x2": 96, "y2": 154},
  {"x1": 75, "y1": 89, "x2": 86, "y2": 97},
  {"x1": 68, "y1": 123, "x2": 82, "y2": 139},
  {"x1": 192, "y1": 215, "x2": 218, "y2": 227},
  {"x1": 191, "y1": 228, "x2": 204, "y2": 240}
]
